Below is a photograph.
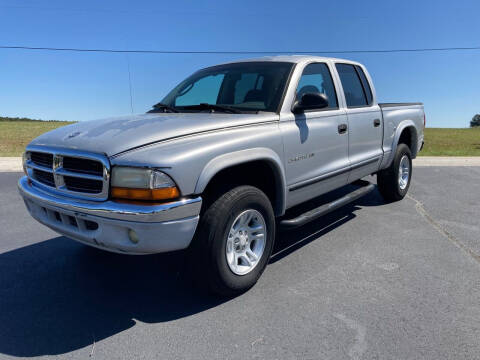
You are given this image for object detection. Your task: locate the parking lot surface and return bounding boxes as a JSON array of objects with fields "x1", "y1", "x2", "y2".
[{"x1": 1, "y1": 167, "x2": 479, "y2": 359}]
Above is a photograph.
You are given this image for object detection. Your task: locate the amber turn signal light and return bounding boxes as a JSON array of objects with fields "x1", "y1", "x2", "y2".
[{"x1": 111, "y1": 187, "x2": 179, "y2": 201}]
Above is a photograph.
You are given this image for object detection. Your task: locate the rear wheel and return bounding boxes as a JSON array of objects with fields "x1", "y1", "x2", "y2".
[
  {"x1": 377, "y1": 143, "x2": 412, "y2": 202},
  {"x1": 190, "y1": 185, "x2": 275, "y2": 296}
]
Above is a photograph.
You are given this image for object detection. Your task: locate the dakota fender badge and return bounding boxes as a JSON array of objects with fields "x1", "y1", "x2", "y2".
[{"x1": 288, "y1": 153, "x2": 314, "y2": 164}]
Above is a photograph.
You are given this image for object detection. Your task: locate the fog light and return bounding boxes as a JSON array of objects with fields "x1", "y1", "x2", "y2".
[{"x1": 128, "y1": 229, "x2": 139, "y2": 244}]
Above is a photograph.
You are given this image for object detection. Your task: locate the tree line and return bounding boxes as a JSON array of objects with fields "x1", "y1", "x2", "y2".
[{"x1": 0, "y1": 116, "x2": 65, "y2": 122}]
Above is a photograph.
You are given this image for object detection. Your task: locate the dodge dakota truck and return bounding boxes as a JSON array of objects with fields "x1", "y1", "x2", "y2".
[{"x1": 18, "y1": 56, "x2": 424, "y2": 295}]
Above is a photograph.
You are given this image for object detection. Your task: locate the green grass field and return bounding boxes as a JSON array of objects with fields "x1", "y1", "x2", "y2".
[
  {"x1": 0, "y1": 120, "x2": 479, "y2": 156},
  {"x1": 0, "y1": 120, "x2": 74, "y2": 157},
  {"x1": 421, "y1": 127, "x2": 480, "y2": 156}
]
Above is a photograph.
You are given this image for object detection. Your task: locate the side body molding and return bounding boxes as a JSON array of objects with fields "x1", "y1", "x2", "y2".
[{"x1": 195, "y1": 148, "x2": 287, "y2": 216}]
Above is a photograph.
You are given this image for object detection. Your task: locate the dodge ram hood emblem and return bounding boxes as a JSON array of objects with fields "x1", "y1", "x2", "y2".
[{"x1": 65, "y1": 131, "x2": 82, "y2": 140}]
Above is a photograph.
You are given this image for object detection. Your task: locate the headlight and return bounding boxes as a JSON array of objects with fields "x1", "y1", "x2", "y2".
[{"x1": 111, "y1": 167, "x2": 180, "y2": 201}]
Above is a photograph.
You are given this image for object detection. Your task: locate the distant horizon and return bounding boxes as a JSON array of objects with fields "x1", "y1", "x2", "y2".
[{"x1": 1, "y1": 115, "x2": 477, "y2": 129}]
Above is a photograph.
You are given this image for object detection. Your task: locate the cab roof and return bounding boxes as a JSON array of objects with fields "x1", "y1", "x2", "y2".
[{"x1": 222, "y1": 55, "x2": 362, "y2": 66}]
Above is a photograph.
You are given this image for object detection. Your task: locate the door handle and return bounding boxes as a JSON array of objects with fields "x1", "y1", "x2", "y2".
[
  {"x1": 373, "y1": 119, "x2": 381, "y2": 127},
  {"x1": 338, "y1": 124, "x2": 348, "y2": 134}
]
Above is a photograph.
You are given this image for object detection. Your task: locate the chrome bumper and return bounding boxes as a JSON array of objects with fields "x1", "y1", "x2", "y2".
[
  {"x1": 18, "y1": 176, "x2": 202, "y2": 254},
  {"x1": 18, "y1": 176, "x2": 201, "y2": 223}
]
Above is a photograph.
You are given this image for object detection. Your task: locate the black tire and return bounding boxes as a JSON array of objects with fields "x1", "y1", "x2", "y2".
[
  {"x1": 189, "y1": 185, "x2": 275, "y2": 297},
  {"x1": 377, "y1": 143, "x2": 412, "y2": 202}
]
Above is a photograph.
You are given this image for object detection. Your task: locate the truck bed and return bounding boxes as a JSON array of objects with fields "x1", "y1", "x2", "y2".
[{"x1": 379, "y1": 102, "x2": 425, "y2": 165}]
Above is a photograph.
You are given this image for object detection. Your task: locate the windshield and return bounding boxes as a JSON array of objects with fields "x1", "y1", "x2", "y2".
[{"x1": 158, "y1": 61, "x2": 294, "y2": 113}]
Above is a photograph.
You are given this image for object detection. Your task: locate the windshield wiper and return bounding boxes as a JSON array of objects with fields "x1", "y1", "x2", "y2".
[
  {"x1": 148, "y1": 102, "x2": 179, "y2": 113},
  {"x1": 179, "y1": 103, "x2": 242, "y2": 114}
]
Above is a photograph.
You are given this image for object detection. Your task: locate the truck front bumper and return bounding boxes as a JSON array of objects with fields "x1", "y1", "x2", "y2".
[{"x1": 18, "y1": 176, "x2": 202, "y2": 254}]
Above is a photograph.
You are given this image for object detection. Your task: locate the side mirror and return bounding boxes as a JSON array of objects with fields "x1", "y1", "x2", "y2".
[{"x1": 292, "y1": 92, "x2": 329, "y2": 113}]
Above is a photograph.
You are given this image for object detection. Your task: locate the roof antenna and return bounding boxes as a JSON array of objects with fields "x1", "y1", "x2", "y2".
[{"x1": 125, "y1": 54, "x2": 134, "y2": 114}]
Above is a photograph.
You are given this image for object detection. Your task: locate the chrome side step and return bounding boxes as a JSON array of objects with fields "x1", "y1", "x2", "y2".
[{"x1": 280, "y1": 180, "x2": 375, "y2": 229}]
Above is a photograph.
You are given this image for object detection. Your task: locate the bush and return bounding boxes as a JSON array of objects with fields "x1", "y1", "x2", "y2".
[{"x1": 471, "y1": 114, "x2": 480, "y2": 127}]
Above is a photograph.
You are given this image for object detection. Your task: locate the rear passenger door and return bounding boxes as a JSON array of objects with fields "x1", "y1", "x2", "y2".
[{"x1": 335, "y1": 63, "x2": 383, "y2": 181}]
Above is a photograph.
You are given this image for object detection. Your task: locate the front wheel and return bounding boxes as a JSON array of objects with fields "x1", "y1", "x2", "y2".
[
  {"x1": 190, "y1": 185, "x2": 275, "y2": 296},
  {"x1": 377, "y1": 143, "x2": 412, "y2": 202}
]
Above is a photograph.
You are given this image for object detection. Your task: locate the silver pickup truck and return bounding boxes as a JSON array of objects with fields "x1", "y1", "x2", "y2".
[{"x1": 19, "y1": 56, "x2": 424, "y2": 295}]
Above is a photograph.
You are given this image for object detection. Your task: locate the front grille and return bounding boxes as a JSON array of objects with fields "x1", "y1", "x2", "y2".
[
  {"x1": 31, "y1": 152, "x2": 53, "y2": 168},
  {"x1": 25, "y1": 147, "x2": 110, "y2": 200},
  {"x1": 64, "y1": 176, "x2": 103, "y2": 193},
  {"x1": 33, "y1": 169, "x2": 55, "y2": 187},
  {"x1": 63, "y1": 156, "x2": 103, "y2": 176}
]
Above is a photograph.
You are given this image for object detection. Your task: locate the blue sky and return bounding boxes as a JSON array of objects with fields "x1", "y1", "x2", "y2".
[{"x1": 0, "y1": 0, "x2": 479, "y2": 127}]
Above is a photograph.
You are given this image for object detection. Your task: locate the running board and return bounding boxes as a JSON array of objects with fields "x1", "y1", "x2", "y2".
[{"x1": 280, "y1": 181, "x2": 375, "y2": 229}]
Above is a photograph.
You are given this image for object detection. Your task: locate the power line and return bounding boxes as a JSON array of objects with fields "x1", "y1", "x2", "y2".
[
  {"x1": 0, "y1": 5, "x2": 238, "y2": 16},
  {"x1": 1, "y1": 45, "x2": 480, "y2": 55}
]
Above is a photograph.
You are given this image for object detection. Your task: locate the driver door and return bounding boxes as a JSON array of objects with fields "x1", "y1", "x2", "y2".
[{"x1": 280, "y1": 62, "x2": 350, "y2": 208}]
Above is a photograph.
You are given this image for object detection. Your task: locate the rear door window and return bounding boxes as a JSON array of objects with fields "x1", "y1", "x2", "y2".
[
  {"x1": 355, "y1": 66, "x2": 373, "y2": 105},
  {"x1": 335, "y1": 63, "x2": 369, "y2": 107}
]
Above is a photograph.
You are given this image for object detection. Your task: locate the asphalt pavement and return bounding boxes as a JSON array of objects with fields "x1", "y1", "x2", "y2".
[{"x1": 0, "y1": 168, "x2": 479, "y2": 359}]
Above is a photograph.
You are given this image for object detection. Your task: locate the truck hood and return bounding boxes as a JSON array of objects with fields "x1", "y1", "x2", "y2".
[{"x1": 30, "y1": 112, "x2": 278, "y2": 157}]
